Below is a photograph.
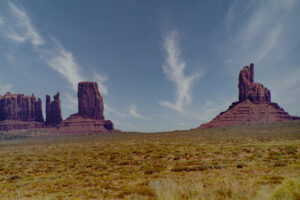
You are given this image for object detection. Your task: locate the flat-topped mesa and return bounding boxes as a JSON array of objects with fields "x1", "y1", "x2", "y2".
[
  {"x1": 0, "y1": 93, "x2": 44, "y2": 122},
  {"x1": 238, "y1": 63, "x2": 271, "y2": 104},
  {"x1": 45, "y1": 92, "x2": 63, "y2": 125},
  {"x1": 78, "y1": 82, "x2": 104, "y2": 120},
  {"x1": 0, "y1": 82, "x2": 118, "y2": 133}
]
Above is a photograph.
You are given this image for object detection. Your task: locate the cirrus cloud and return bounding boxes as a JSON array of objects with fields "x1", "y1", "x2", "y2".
[{"x1": 159, "y1": 30, "x2": 201, "y2": 113}]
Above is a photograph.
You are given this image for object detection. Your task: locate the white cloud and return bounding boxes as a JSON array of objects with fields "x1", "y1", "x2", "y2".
[
  {"x1": 105, "y1": 104, "x2": 128, "y2": 118},
  {"x1": 195, "y1": 97, "x2": 235, "y2": 123},
  {"x1": 94, "y1": 73, "x2": 108, "y2": 95},
  {"x1": 224, "y1": 0, "x2": 298, "y2": 71},
  {"x1": 113, "y1": 119, "x2": 134, "y2": 129},
  {"x1": 6, "y1": 2, "x2": 44, "y2": 46},
  {"x1": 129, "y1": 104, "x2": 149, "y2": 120},
  {"x1": 63, "y1": 93, "x2": 78, "y2": 111},
  {"x1": 3, "y1": 3, "x2": 108, "y2": 94},
  {"x1": 159, "y1": 31, "x2": 200, "y2": 113},
  {"x1": 45, "y1": 40, "x2": 84, "y2": 91},
  {"x1": 0, "y1": 84, "x2": 13, "y2": 94},
  {"x1": 223, "y1": 0, "x2": 300, "y2": 115}
]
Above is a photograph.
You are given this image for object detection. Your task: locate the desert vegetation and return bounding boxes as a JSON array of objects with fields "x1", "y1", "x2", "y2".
[{"x1": 0, "y1": 121, "x2": 300, "y2": 199}]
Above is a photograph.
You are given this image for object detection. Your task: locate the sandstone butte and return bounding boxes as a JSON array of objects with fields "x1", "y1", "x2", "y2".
[
  {"x1": 0, "y1": 81, "x2": 117, "y2": 134},
  {"x1": 198, "y1": 63, "x2": 299, "y2": 129}
]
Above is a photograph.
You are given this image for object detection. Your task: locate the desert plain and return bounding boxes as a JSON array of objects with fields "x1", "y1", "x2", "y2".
[{"x1": 0, "y1": 121, "x2": 299, "y2": 200}]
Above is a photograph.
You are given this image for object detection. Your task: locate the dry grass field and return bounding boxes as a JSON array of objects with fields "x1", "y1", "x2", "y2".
[{"x1": 0, "y1": 121, "x2": 300, "y2": 200}]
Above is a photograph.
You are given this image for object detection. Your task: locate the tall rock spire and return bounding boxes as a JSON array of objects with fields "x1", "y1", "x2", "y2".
[
  {"x1": 238, "y1": 63, "x2": 270, "y2": 104},
  {"x1": 45, "y1": 92, "x2": 63, "y2": 125},
  {"x1": 77, "y1": 82, "x2": 104, "y2": 120},
  {"x1": 198, "y1": 63, "x2": 299, "y2": 128}
]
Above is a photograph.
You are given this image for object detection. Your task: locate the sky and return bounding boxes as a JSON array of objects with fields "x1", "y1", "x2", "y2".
[{"x1": 0, "y1": 0, "x2": 299, "y2": 132}]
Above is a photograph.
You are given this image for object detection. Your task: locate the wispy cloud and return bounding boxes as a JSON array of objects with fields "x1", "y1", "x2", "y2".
[
  {"x1": 195, "y1": 96, "x2": 235, "y2": 123},
  {"x1": 94, "y1": 73, "x2": 108, "y2": 95},
  {"x1": 159, "y1": 31, "x2": 200, "y2": 113},
  {"x1": 2, "y1": 2, "x2": 108, "y2": 94},
  {"x1": 45, "y1": 39, "x2": 84, "y2": 91},
  {"x1": 0, "y1": 84, "x2": 13, "y2": 94},
  {"x1": 223, "y1": 0, "x2": 298, "y2": 70},
  {"x1": 63, "y1": 93, "x2": 78, "y2": 110},
  {"x1": 223, "y1": 0, "x2": 300, "y2": 115},
  {"x1": 113, "y1": 119, "x2": 134, "y2": 128},
  {"x1": 129, "y1": 104, "x2": 149, "y2": 120},
  {"x1": 6, "y1": 2, "x2": 44, "y2": 46},
  {"x1": 105, "y1": 104, "x2": 129, "y2": 118}
]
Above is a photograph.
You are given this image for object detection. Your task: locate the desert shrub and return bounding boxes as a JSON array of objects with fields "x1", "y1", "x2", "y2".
[
  {"x1": 285, "y1": 146, "x2": 297, "y2": 155},
  {"x1": 149, "y1": 179, "x2": 204, "y2": 200},
  {"x1": 271, "y1": 178, "x2": 300, "y2": 200}
]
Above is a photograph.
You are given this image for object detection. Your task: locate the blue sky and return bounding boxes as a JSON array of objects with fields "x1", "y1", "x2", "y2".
[{"x1": 0, "y1": 0, "x2": 299, "y2": 132}]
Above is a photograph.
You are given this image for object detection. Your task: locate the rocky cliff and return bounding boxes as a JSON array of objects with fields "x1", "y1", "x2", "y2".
[
  {"x1": 45, "y1": 92, "x2": 63, "y2": 126},
  {"x1": 60, "y1": 82, "x2": 115, "y2": 133},
  {"x1": 78, "y1": 82, "x2": 104, "y2": 120},
  {"x1": 0, "y1": 93, "x2": 44, "y2": 122},
  {"x1": 238, "y1": 63, "x2": 271, "y2": 104},
  {"x1": 199, "y1": 63, "x2": 299, "y2": 128},
  {"x1": 0, "y1": 82, "x2": 116, "y2": 133}
]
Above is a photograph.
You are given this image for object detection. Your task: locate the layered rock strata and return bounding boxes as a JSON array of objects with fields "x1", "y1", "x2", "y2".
[
  {"x1": 0, "y1": 93, "x2": 44, "y2": 122},
  {"x1": 78, "y1": 82, "x2": 104, "y2": 120},
  {"x1": 0, "y1": 93, "x2": 44, "y2": 131},
  {"x1": 238, "y1": 63, "x2": 271, "y2": 104},
  {"x1": 199, "y1": 63, "x2": 299, "y2": 128},
  {"x1": 0, "y1": 82, "x2": 116, "y2": 133},
  {"x1": 60, "y1": 82, "x2": 115, "y2": 133}
]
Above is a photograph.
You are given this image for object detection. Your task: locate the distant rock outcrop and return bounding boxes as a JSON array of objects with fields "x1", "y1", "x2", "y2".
[
  {"x1": 0, "y1": 93, "x2": 44, "y2": 131},
  {"x1": 0, "y1": 82, "x2": 117, "y2": 134},
  {"x1": 60, "y1": 82, "x2": 115, "y2": 133},
  {"x1": 45, "y1": 92, "x2": 63, "y2": 126},
  {"x1": 238, "y1": 63, "x2": 271, "y2": 104},
  {"x1": 0, "y1": 93, "x2": 44, "y2": 122},
  {"x1": 198, "y1": 63, "x2": 299, "y2": 128},
  {"x1": 78, "y1": 82, "x2": 104, "y2": 120}
]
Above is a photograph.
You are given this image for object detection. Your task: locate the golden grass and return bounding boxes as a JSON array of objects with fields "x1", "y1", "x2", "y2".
[{"x1": 0, "y1": 121, "x2": 299, "y2": 199}]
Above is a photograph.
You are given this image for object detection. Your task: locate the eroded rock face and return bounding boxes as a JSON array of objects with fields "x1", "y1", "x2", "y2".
[
  {"x1": 0, "y1": 93, "x2": 44, "y2": 122},
  {"x1": 58, "y1": 81, "x2": 116, "y2": 134},
  {"x1": 58, "y1": 115, "x2": 115, "y2": 134},
  {"x1": 238, "y1": 63, "x2": 271, "y2": 104},
  {"x1": 0, "y1": 82, "x2": 117, "y2": 133},
  {"x1": 199, "y1": 100, "x2": 299, "y2": 128},
  {"x1": 198, "y1": 63, "x2": 299, "y2": 128},
  {"x1": 45, "y1": 92, "x2": 63, "y2": 125},
  {"x1": 104, "y1": 120, "x2": 114, "y2": 131},
  {"x1": 78, "y1": 82, "x2": 104, "y2": 120}
]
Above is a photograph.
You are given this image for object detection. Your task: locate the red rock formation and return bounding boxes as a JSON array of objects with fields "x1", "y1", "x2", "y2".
[
  {"x1": 104, "y1": 120, "x2": 114, "y2": 131},
  {"x1": 238, "y1": 63, "x2": 271, "y2": 104},
  {"x1": 57, "y1": 115, "x2": 114, "y2": 134},
  {"x1": 199, "y1": 100, "x2": 299, "y2": 128},
  {"x1": 0, "y1": 93, "x2": 44, "y2": 131},
  {"x1": 58, "y1": 81, "x2": 116, "y2": 134},
  {"x1": 0, "y1": 82, "x2": 117, "y2": 134},
  {"x1": 198, "y1": 63, "x2": 299, "y2": 128},
  {"x1": 78, "y1": 82, "x2": 104, "y2": 120},
  {"x1": 0, "y1": 120, "x2": 45, "y2": 132},
  {"x1": 45, "y1": 92, "x2": 63, "y2": 126},
  {"x1": 0, "y1": 93, "x2": 44, "y2": 122}
]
